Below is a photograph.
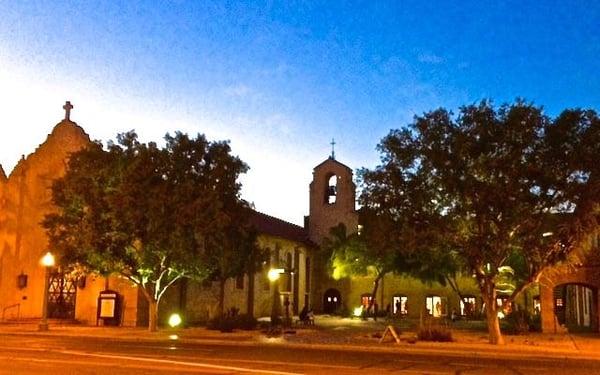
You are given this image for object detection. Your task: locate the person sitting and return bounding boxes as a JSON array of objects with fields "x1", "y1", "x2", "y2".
[
  {"x1": 306, "y1": 308, "x2": 315, "y2": 325},
  {"x1": 299, "y1": 305, "x2": 309, "y2": 322}
]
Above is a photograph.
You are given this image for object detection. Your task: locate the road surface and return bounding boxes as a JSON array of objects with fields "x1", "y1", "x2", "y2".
[{"x1": 0, "y1": 332, "x2": 598, "y2": 374}]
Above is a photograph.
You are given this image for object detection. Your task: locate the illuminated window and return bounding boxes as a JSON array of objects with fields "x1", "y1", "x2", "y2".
[
  {"x1": 392, "y1": 295, "x2": 408, "y2": 315},
  {"x1": 426, "y1": 296, "x2": 446, "y2": 317},
  {"x1": 361, "y1": 293, "x2": 372, "y2": 307},
  {"x1": 460, "y1": 296, "x2": 476, "y2": 316}
]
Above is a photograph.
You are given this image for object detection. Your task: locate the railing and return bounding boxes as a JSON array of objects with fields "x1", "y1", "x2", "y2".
[{"x1": 1, "y1": 303, "x2": 20, "y2": 322}]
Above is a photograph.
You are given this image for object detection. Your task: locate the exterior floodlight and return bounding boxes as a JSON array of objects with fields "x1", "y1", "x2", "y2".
[
  {"x1": 168, "y1": 313, "x2": 182, "y2": 328},
  {"x1": 268, "y1": 268, "x2": 284, "y2": 282},
  {"x1": 41, "y1": 252, "x2": 55, "y2": 267},
  {"x1": 542, "y1": 232, "x2": 553, "y2": 237},
  {"x1": 353, "y1": 307, "x2": 363, "y2": 317},
  {"x1": 39, "y1": 251, "x2": 55, "y2": 331}
]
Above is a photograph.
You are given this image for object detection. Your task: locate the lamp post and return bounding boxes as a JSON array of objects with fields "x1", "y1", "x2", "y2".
[
  {"x1": 268, "y1": 268, "x2": 284, "y2": 327},
  {"x1": 39, "y1": 251, "x2": 55, "y2": 331}
]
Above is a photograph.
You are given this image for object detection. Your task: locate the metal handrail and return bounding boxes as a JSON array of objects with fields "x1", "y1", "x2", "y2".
[{"x1": 1, "y1": 303, "x2": 20, "y2": 321}]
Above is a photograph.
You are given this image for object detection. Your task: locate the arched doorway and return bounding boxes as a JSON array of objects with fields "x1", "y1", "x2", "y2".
[
  {"x1": 554, "y1": 283, "x2": 597, "y2": 332},
  {"x1": 323, "y1": 288, "x2": 341, "y2": 314}
]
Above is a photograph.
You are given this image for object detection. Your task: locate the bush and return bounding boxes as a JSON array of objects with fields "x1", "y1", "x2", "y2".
[
  {"x1": 207, "y1": 314, "x2": 258, "y2": 332},
  {"x1": 502, "y1": 310, "x2": 539, "y2": 334},
  {"x1": 418, "y1": 317, "x2": 453, "y2": 342},
  {"x1": 417, "y1": 325, "x2": 453, "y2": 342},
  {"x1": 207, "y1": 316, "x2": 236, "y2": 332},
  {"x1": 235, "y1": 314, "x2": 258, "y2": 330}
]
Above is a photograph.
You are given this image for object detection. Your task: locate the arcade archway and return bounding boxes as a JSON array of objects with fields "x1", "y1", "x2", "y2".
[
  {"x1": 554, "y1": 283, "x2": 597, "y2": 332},
  {"x1": 323, "y1": 288, "x2": 341, "y2": 314}
]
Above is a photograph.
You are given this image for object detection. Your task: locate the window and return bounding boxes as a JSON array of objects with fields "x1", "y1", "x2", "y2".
[
  {"x1": 361, "y1": 293, "x2": 372, "y2": 307},
  {"x1": 235, "y1": 274, "x2": 244, "y2": 290},
  {"x1": 459, "y1": 296, "x2": 476, "y2": 316},
  {"x1": 392, "y1": 295, "x2": 408, "y2": 315},
  {"x1": 305, "y1": 257, "x2": 311, "y2": 292},
  {"x1": 533, "y1": 296, "x2": 541, "y2": 314},
  {"x1": 426, "y1": 296, "x2": 446, "y2": 317},
  {"x1": 285, "y1": 252, "x2": 292, "y2": 292}
]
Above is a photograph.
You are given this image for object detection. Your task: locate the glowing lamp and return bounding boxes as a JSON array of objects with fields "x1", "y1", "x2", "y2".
[
  {"x1": 268, "y1": 268, "x2": 284, "y2": 282},
  {"x1": 168, "y1": 313, "x2": 182, "y2": 328},
  {"x1": 353, "y1": 307, "x2": 363, "y2": 317},
  {"x1": 41, "y1": 252, "x2": 55, "y2": 267}
]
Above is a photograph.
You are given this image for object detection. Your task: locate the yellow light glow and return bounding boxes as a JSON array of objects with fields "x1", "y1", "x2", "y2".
[
  {"x1": 41, "y1": 252, "x2": 55, "y2": 267},
  {"x1": 169, "y1": 334, "x2": 179, "y2": 340},
  {"x1": 168, "y1": 313, "x2": 182, "y2": 328},
  {"x1": 353, "y1": 307, "x2": 363, "y2": 317},
  {"x1": 267, "y1": 268, "x2": 284, "y2": 282}
]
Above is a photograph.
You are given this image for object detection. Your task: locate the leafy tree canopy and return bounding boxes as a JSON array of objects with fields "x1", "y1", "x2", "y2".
[
  {"x1": 360, "y1": 100, "x2": 600, "y2": 344},
  {"x1": 44, "y1": 131, "x2": 254, "y2": 330}
]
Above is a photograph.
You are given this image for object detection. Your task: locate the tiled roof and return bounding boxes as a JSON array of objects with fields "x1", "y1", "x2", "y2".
[
  {"x1": 313, "y1": 156, "x2": 352, "y2": 172},
  {"x1": 249, "y1": 210, "x2": 313, "y2": 246}
]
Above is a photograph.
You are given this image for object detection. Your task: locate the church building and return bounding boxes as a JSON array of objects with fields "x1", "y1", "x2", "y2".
[{"x1": 1, "y1": 102, "x2": 598, "y2": 334}]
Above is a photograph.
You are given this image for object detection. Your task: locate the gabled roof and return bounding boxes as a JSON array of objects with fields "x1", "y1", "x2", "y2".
[
  {"x1": 0, "y1": 164, "x2": 6, "y2": 182},
  {"x1": 313, "y1": 156, "x2": 352, "y2": 172},
  {"x1": 248, "y1": 210, "x2": 314, "y2": 247}
]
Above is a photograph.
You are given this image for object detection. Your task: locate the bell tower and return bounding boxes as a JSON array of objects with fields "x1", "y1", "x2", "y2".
[{"x1": 307, "y1": 156, "x2": 358, "y2": 245}]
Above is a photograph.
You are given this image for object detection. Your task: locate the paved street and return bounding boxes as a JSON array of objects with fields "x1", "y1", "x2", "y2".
[{"x1": 1, "y1": 332, "x2": 600, "y2": 374}]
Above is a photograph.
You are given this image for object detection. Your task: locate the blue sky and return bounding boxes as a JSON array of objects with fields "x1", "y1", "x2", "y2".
[{"x1": 1, "y1": 1, "x2": 598, "y2": 224}]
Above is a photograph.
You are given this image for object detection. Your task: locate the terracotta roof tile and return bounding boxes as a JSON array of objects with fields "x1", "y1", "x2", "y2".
[{"x1": 249, "y1": 210, "x2": 313, "y2": 246}]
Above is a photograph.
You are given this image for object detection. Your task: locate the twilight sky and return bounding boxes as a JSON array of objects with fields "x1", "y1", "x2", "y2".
[{"x1": 1, "y1": 1, "x2": 598, "y2": 225}]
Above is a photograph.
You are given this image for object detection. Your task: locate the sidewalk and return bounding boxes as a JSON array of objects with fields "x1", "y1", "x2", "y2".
[{"x1": 2, "y1": 316, "x2": 600, "y2": 362}]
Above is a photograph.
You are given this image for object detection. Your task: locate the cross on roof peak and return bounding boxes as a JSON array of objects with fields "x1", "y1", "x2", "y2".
[
  {"x1": 63, "y1": 101, "x2": 73, "y2": 121},
  {"x1": 330, "y1": 138, "x2": 336, "y2": 160}
]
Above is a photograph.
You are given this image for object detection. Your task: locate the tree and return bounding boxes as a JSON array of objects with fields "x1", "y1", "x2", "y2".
[
  {"x1": 360, "y1": 101, "x2": 600, "y2": 344},
  {"x1": 207, "y1": 217, "x2": 259, "y2": 317},
  {"x1": 44, "y1": 131, "x2": 253, "y2": 331},
  {"x1": 326, "y1": 207, "x2": 462, "y2": 317}
]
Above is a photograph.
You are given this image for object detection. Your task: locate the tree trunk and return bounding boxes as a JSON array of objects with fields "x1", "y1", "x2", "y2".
[
  {"x1": 368, "y1": 273, "x2": 384, "y2": 320},
  {"x1": 218, "y1": 278, "x2": 226, "y2": 317},
  {"x1": 481, "y1": 280, "x2": 504, "y2": 345},
  {"x1": 247, "y1": 270, "x2": 255, "y2": 318},
  {"x1": 148, "y1": 299, "x2": 158, "y2": 332}
]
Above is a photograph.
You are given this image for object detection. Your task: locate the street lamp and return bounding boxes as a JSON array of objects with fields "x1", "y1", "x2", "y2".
[
  {"x1": 39, "y1": 251, "x2": 55, "y2": 331},
  {"x1": 268, "y1": 268, "x2": 284, "y2": 327}
]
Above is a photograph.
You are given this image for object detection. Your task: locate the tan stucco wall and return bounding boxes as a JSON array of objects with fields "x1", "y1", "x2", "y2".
[
  {"x1": 181, "y1": 234, "x2": 313, "y2": 324},
  {"x1": 0, "y1": 119, "x2": 141, "y2": 326},
  {"x1": 0, "y1": 120, "x2": 90, "y2": 321}
]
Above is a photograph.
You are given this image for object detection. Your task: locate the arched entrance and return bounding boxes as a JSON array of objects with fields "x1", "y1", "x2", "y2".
[
  {"x1": 323, "y1": 288, "x2": 341, "y2": 314},
  {"x1": 554, "y1": 283, "x2": 597, "y2": 332}
]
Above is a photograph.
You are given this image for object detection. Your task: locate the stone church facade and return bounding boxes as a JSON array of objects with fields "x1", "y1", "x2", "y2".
[{"x1": 0, "y1": 103, "x2": 598, "y2": 334}]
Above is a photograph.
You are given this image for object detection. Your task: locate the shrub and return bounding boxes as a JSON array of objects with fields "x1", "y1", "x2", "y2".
[
  {"x1": 502, "y1": 309, "x2": 538, "y2": 335},
  {"x1": 207, "y1": 314, "x2": 258, "y2": 332},
  {"x1": 235, "y1": 314, "x2": 258, "y2": 330},
  {"x1": 417, "y1": 325, "x2": 453, "y2": 342},
  {"x1": 207, "y1": 316, "x2": 236, "y2": 332},
  {"x1": 418, "y1": 316, "x2": 453, "y2": 342}
]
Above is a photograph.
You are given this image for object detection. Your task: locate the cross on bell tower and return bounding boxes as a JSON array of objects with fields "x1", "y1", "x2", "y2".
[
  {"x1": 63, "y1": 101, "x2": 73, "y2": 121},
  {"x1": 330, "y1": 138, "x2": 336, "y2": 160}
]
